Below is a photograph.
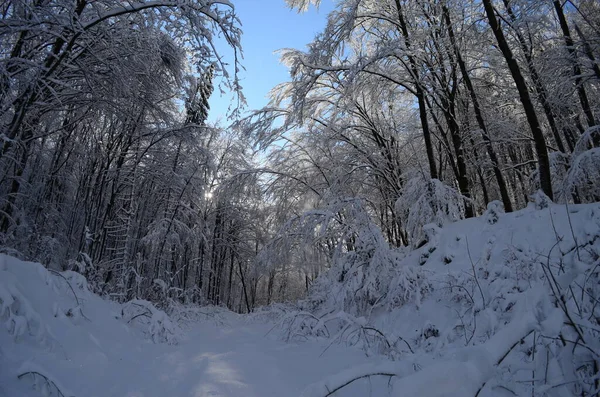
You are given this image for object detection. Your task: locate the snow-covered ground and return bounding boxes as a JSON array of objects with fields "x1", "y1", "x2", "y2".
[
  {"x1": 2, "y1": 201, "x2": 599, "y2": 397},
  {"x1": 283, "y1": 200, "x2": 600, "y2": 396},
  {"x1": 0, "y1": 255, "x2": 375, "y2": 397}
]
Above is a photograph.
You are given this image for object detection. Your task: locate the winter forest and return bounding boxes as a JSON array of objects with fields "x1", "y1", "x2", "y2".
[{"x1": 1, "y1": 0, "x2": 600, "y2": 396}]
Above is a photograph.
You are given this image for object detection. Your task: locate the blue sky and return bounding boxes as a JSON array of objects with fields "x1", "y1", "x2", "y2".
[{"x1": 208, "y1": 0, "x2": 334, "y2": 122}]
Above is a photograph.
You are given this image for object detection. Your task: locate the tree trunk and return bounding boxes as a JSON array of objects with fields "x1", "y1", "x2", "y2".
[
  {"x1": 574, "y1": 23, "x2": 600, "y2": 81},
  {"x1": 482, "y1": 0, "x2": 553, "y2": 200},
  {"x1": 501, "y1": 0, "x2": 566, "y2": 153},
  {"x1": 553, "y1": 0, "x2": 596, "y2": 128},
  {"x1": 394, "y1": 0, "x2": 438, "y2": 179},
  {"x1": 442, "y1": 4, "x2": 513, "y2": 212}
]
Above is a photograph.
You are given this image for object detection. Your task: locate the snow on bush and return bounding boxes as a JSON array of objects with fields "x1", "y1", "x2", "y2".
[
  {"x1": 296, "y1": 203, "x2": 600, "y2": 396},
  {"x1": 386, "y1": 265, "x2": 432, "y2": 310},
  {"x1": 572, "y1": 125, "x2": 600, "y2": 156},
  {"x1": 483, "y1": 200, "x2": 504, "y2": 225},
  {"x1": 269, "y1": 203, "x2": 435, "y2": 357},
  {"x1": 0, "y1": 264, "x2": 50, "y2": 346},
  {"x1": 299, "y1": 217, "x2": 414, "y2": 317},
  {"x1": 563, "y1": 147, "x2": 600, "y2": 203},
  {"x1": 395, "y1": 177, "x2": 467, "y2": 244},
  {"x1": 530, "y1": 189, "x2": 552, "y2": 209},
  {"x1": 168, "y1": 303, "x2": 234, "y2": 328},
  {"x1": 559, "y1": 126, "x2": 600, "y2": 203},
  {"x1": 121, "y1": 299, "x2": 181, "y2": 345},
  {"x1": 548, "y1": 151, "x2": 571, "y2": 202},
  {"x1": 245, "y1": 302, "x2": 296, "y2": 324},
  {"x1": 0, "y1": 277, "x2": 46, "y2": 343}
]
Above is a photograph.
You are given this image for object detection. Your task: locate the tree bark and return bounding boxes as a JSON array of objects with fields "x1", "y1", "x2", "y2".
[
  {"x1": 442, "y1": 4, "x2": 513, "y2": 212},
  {"x1": 393, "y1": 0, "x2": 438, "y2": 179},
  {"x1": 501, "y1": 0, "x2": 566, "y2": 153},
  {"x1": 482, "y1": 0, "x2": 553, "y2": 200},
  {"x1": 553, "y1": 0, "x2": 596, "y2": 128}
]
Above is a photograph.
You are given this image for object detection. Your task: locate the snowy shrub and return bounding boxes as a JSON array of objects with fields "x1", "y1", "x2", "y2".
[
  {"x1": 395, "y1": 178, "x2": 466, "y2": 244},
  {"x1": 261, "y1": 198, "x2": 402, "y2": 316},
  {"x1": 415, "y1": 322, "x2": 439, "y2": 350},
  {"x1": 441, "y1": 272, "x2": 473, "y2": 305},
  {"x1": 559, "y1": 126, "x2": 600, "y2": 203},
  {"x1": 121, "y1": 299, "x2": 181, "y2": 345},
  {"x1": 32, "y1": 235, "x2": 63, "y2": 269},
  {"x1": 484, "y1": 200, "x2": 504, "y2": 225},
  {"x1": 148, "y1": 310, "x2": 178, "y2": 344},
  {"x1": 300, "y1": 221, "x2": 400, "y2": 316},
  {"x1": 168, "y1": 303, "x2": 231, "y2": 328},
  {"x1": 572, "y1": 125, "x2": 600, "y2": 155},
  {"x1": 276, "y1": 310, "x2": 331, "y2": 342},
  {"x1": 293, "y1": 198, "x2": 436, "y2": 319},
  {"x1": 387, "y1": 266, "x2": 432, "y2": 309},
  {"x1": 245, "y1": 302, "x2": 295, "y2": 324},
  {"x1": 529, "y1": 189, "x2": 552, "y2": 210},
  {"x1": 275, "y1": 308, "x2": 406, "y2": 358},
  {"x1": 548, "y1": 151, "x2": 571, "y2": 202},
  {"x1": 421, "y1": 223, "x2": 441, "y2": 245},
  {"x1": 339, "y1": 233, "x2": 398, "y2": 314},
  {"x1": 60, "y1": 271, "x2": 91, "y2": 295},
  {"x1": 416, "y1": 224, "x2": 441, "y2": 265},
  {"x1": 563, "y1": 147, "x2": 600, "y2": 203},
  {"x1": 44, "y1": 270, "x2": 90, "y2": 322},
  {"x1": 67, "y1": 252, "x2": 93, "y2": 278},
  {"x1": 65, "y1": 252, "x2": 106, "y2": 297},
  {"x1": 0, "y1": 271, "x2": 48, "y2": 345}
]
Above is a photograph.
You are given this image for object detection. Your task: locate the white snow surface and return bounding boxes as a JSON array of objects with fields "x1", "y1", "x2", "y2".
[
  {"x1": 1, "y1": 202, "x2": 599, "y2": 396},
  {"x1": 0, "y1": 254, "x2": 375, "y2": 397}
]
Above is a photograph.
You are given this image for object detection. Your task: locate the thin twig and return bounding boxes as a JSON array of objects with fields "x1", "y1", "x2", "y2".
[
  {"x1": 48, "y1": 269, "x2": 90, "y2": 321},
  {"x1": 48, "y1": 269, "x2": 79, "y2": 306},
  {"x1": 564, "y1": 202, "x2": 581, "y2": 261},
  {"x1": 475, "y1": 329, "x2": 535, "y2": 397},
  {"x1": 466, "y1": 237, "x2": 486, "y2": 308},
  {"x1": 18, "y1": 371, "x2": 71, "y2": 397},
  {"x1": 323, "y1": 372, "x2": 397, "y2": 397}
]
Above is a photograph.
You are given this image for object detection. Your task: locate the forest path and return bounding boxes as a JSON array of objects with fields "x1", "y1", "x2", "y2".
[
  {"x1": 0, "y1": 256, "x2": 369, "y2": 397},
  {"x1": 107, "y1": 318, "x2": 369, "y2": 397}
]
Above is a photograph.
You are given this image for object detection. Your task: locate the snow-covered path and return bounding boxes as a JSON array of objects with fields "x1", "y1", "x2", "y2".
[
  {"x1": 104, "y1": 320, "x2": 370, "y2": 397},
  {"x1": 0, "y1": 256, "x2": 370, "y2": 397}
]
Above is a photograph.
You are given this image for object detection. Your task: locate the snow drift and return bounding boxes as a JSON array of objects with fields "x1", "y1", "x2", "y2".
[
  {"x1": 0, "y1": 254, "x2": 372, "y2": 397},
  {"x1": 1, "y1": 200, "x2": 599, "y2": 397},
  {"x1": 276, "y1": 200, "x2": 600, "y2": 396},
  {"x1": 0, "y1": 255, "x2": 183, "y2": 396}
]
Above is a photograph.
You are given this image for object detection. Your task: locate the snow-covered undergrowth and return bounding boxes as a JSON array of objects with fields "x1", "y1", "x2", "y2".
[
  {"x1": 0, "y1": 254, "x2": 376, "y2": 397},
  {"x1": 267, "y1": 200, "x2": 600, "y2": 396},
  {"x1": 0, "y1": 255, "x2": 186, "y2": 396},
  {"x1": 1, "y1": 200, "x2": 599, "y2": 397}
]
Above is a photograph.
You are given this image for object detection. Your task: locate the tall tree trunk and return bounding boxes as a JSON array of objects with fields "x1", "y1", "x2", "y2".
[
  {"x1": 237, "y1": 256, "x2": 251, "y2": 313},
  {"x1": 553, "y1": 0, "x2": 596, "y2": 128},
  {"x1": 501, "y1": 0, "x2": 566, "y2": 153},
  {"x1": 482, "y1": 0, "x2": 553, "y2": 200},
  {"x1": 574, "y1": 23, "x2": 600, "y2": 81},
  {"x1": 442, "y1": 4, "x2": 513, "y2": 212},
  {"x1": 440, "y1": 83, "x2": 474, "y2": 218},
  {"x1": 394, "y1": 0, "x2": 438, "y2": 179}
]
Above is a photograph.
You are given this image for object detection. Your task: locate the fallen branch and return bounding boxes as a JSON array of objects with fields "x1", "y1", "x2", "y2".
[
  {"x1": 48, "y1": 269, "x2": 90, "y2": 321},
  {"x1": 323, "y1": 372, "x2": 397, "y2": 397},
  {"x1": 18, "y1": 371, "x2": 73, "y2": 397}
]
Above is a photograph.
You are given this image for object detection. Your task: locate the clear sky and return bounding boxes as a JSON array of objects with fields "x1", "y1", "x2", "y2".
[{"x1": 208, "y1": 0, "x2": 334, "y2": 123}]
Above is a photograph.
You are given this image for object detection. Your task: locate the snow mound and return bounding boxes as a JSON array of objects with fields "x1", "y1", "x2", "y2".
[
  {"x1": 0, "y1": 254, "x2": 182, "y2": 396},
  {"x1": 121, "y1": 299, "x2": 181, "y2": 345},
  {"x1": 291, "y1": 202, "x2": 600, "y2": 396},
  {"x1": 0, "y1": 255, "x2": 379, "y2": 397}
]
